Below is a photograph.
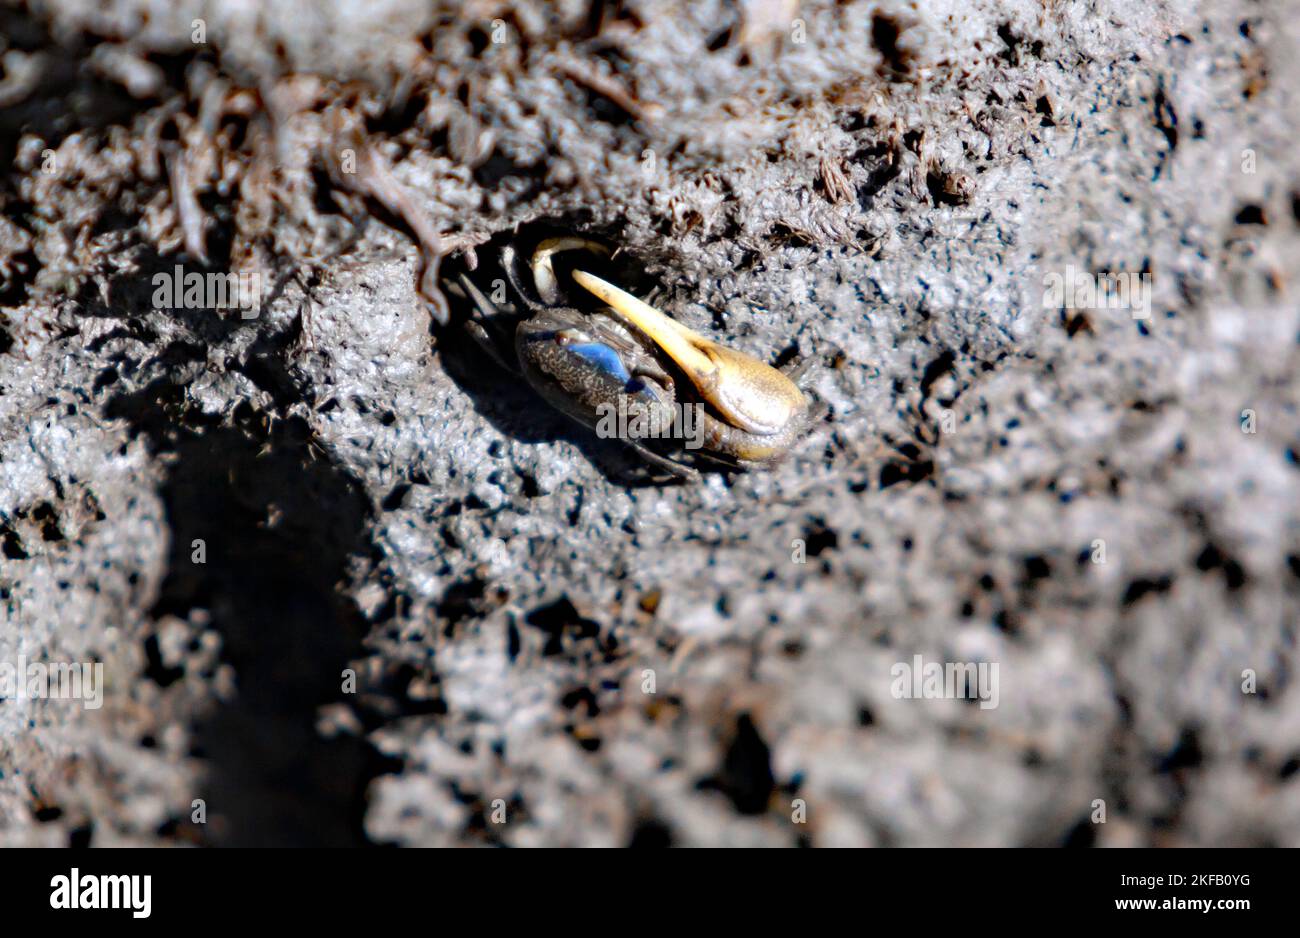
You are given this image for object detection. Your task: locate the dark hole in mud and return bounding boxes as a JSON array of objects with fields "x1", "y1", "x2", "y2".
[
  {"x1": 1121, "y1": 575, "x2": 1173, "y2": 605},
  {"x1": 506, "y1": 617, "x2": 522, "y2": 662},
  {"x1": 518, "y1": 470, "x2": 541, "y2": 498},
  {"x1": 32, "y1": 501, "x2": 63, "y2": 542},
  {"x1": 802, "y1": 518, "x2": 839, "y2": 557},
  {"x1": 1233, "y1": 203, "x2": 1266, "y2": 225},
  {"x1": 437, "y1": 573, "x2": 489, "y2": 635},
  {"x1": 706, "y1": 27, "x2": 734, "y2": 52},
  {"x1": 919, "y1": 349, "x2": 956, "y2": 398},
  {"x1": 1022, "y1": 554, "x2": 1052, "y2": 584},
  {"x1": 381, "y1": 482, "x2": 411, "y2": 511},
  {"x1": 92, "y1": 366, "x2": 120, "y2": 393},
  {"x1": 1035, "y1": 95, "x2": 1056, "y2": 126},
  {"x1": 1157, "y1": 727, "x2": 1204, "y2": 774},
  {"x1": 996, "y1": 23, "x2": 1021, "y2": 62},
  {"x1": 1062, "y1": 309, "x2": 1093, "y2": 337},
  {"x1": 1194, "y1": 542, "x2": 1247, "y2": 591},
  {"x1": 1152, "y1": 85, "x2": 1179, "y2": 178},
  {"x1": 365, "y1": 88, "x2": 428, "y2": 137},
  {"x1": 33, "y1": 804, "x2": 63, "y2": 822},
  {"x1": 853, "y1": 142, "x2": 902, "y2": 210},
  {"x1": 707, "y1": 713, "x2": 776, "y2": 815},
  {"x1": 1, "y1": 526, "x2": 28, "y2": 560},
  {"x1": 466, "y1": 26, "x2": 491, "y2": 57},
  {"x1": 142, "y1": 634, "x2": 184, "y2": 688},
  {"x1": 106, "y1": 377, "x2": 387, "y2": 847},
  {"x1": 560, "y1": 685, "x2": 600, "y2": 716},
  {"x1": 378, "y1": 662, "x2": 447, "y2": 721},
  {"x1": 525, "y1": 596, "x2": 604, "y2": 657},
  {"x1": 0, "y1": 247, "x2": 40, "y2": 309},
  {"x1": 993, "y1": 608, "x2": 1020, "y2": 635},
  {"x1": 871, "y1": 14, "x2": 910, "y2": 76},
  {"x1": 879, "y1": 456, "x2": 934, "y2": 489}
]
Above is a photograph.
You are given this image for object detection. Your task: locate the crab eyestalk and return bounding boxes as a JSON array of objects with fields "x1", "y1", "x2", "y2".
[{"x1": 570, "y1": 269, "x2": 806, "y2": 435}]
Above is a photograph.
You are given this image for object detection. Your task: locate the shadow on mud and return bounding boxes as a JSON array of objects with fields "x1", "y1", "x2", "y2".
[{"x1": 108, "y1": 376, "x2": 393, "y2": 846}]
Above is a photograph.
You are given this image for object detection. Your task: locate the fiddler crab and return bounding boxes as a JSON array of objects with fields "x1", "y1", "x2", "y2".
[{"x1": 453, "y1": 237, "x2": 823, "y2": 481}]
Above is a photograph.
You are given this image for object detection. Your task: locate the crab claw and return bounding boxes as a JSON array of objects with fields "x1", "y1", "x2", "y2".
[
  {"x1": 571, "y1": 269, "x2": 806, "y2": 435},
  {"x1": 530, "y1": 237, "x2": 611, "y2": 304}
]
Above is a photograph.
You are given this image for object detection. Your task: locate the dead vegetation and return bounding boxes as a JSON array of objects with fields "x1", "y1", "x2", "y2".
[{"x1": 0, "y1": 0, "x2": 1089, "y2": 354}]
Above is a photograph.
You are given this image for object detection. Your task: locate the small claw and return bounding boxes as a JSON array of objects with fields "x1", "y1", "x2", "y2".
[
  {"x1": 570, "y1": 269, "x2": 806, "y2": 435},
  {"x1": 530, "y1": 237, "x2": 610, "y2": 303}
]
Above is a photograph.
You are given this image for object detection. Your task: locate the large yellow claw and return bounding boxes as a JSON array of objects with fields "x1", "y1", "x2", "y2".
[{"x1": 571, "y1": 268, "x2": 806, "y2": 435}]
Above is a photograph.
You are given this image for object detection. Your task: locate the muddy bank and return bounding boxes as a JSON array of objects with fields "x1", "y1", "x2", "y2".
[{"x1": 1, "y1": 0, "x2": 1297, "y2": 846}]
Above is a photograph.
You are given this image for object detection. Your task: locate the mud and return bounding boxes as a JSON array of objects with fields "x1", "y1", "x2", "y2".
[{"x1": 0, "y1": 0, "x2": 1297, "y2": 846}]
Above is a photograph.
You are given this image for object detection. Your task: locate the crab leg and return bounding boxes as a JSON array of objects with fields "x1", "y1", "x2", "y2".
[{"x1": 570, "y1": 268, "x2": 805, "y2": 435}]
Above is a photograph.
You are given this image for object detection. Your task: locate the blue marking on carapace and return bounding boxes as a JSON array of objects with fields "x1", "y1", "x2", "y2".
[{"x1": 566, "y1": 342, "x2": 631, "y2": 382}]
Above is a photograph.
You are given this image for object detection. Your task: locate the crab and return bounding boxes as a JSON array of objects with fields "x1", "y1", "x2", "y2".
[{"x1": 454, "y1": 237, "x2": 821, "y2": 480}]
